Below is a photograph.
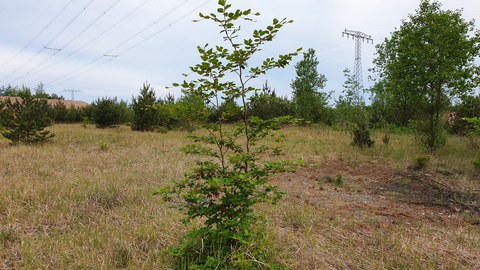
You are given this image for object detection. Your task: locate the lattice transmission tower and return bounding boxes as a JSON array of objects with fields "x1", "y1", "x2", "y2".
[
  {"x1": 63, "y1": 89, "x2": 82, "y2": 101},
  {"x1": 342, "y1": 29, "x2": 373, "y2": 92}
]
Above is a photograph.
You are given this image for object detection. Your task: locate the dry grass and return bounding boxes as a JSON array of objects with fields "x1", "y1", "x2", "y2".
[{"x1": 1, "y1": 124, "x2": 479, "y2": 269}]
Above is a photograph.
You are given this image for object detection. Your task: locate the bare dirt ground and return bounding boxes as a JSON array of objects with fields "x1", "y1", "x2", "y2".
[
  {"x1": 269, "y1": 157, "x2": 480, "y2": 269},
  {"x1": 277, "y1": 157, "x2": 480, "y2": 226}
]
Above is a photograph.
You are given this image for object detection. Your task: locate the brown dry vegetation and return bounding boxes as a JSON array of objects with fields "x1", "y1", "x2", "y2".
[{"x1": 1, "y1": 124, "x2": 479, "y2": 269}]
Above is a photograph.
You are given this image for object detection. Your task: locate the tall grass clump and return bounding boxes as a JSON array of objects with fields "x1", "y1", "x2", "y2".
[{"x1": 159, "y1": 0, "x2": 301, "y2": 268}]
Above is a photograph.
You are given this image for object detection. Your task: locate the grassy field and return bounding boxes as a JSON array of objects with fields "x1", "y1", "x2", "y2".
[{"x1": 1, "y1": 124, "x2": 479, "y2": 269}]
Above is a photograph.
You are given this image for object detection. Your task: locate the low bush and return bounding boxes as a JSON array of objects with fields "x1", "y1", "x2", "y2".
[
  {"x1": 473, "y1": 155, "x2": 480, "y2": 170},
  {"x1": 410, "y1": 119, "x2": 447, "y2": 153},
  {"x1": 91, "y1": 97, "x2": 130, "y2": 128},
  {"x1": 248, "y1": 82, "x2": 293, "y2": 120},
  {"x1": 351, "y1": 126, "x2": 375, "y2": 148},
  {"x1": 335, "y1": 174, "x2": 344, "y2": 187},
  {"x1": 413, "y1": 155, "x2": 431, "y2": 170},
  {"x1": 382, "y1": 133, "x2": 390, "y2": 145},
  {"x1": 463, "y1": 117, "x2": 480, "y2": 169},
  {"x1": 448, "y1": 95, "x2": 480, "y2": 135}
]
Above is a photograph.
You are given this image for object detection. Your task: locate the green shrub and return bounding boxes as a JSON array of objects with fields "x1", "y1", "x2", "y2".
[
  {"x1": 208, "y1": 98, "x2": 243, "y2": 124},
  {"x1": 99, "y1": 142, "x2": 108, "y2": 151},
  {"x1": 413, "y1": 155, "x2": 431, "y2": 170},
  {"x1": 65, "y1": 106, "x2": 87, "y2": 123},
  {"x1": 473, "y1": 155, "x2": 480, "y2": 169},
  {"x1": 50, "y1": 101, "x2": 88, "y2": 123},
  {"x1": 155, "y1": 101, "x2": 179, "y2": 130},
  {"x1": 91, "y1": 97, "x2": 126, "y2": 128},
  {"x1": 351, "y1": 126, "x2": 375, "y2": 148},
  {"x1": 0, "y1": 89, "x2": 54, "y2": 144},
  {"x1": 175, "y1": 91, "x2": 208, "y2": 132},
  {"x1": 51, "y1": 101, "x2": 68, "y2": 122},
  {"x1": 335, "y1": 174, "x2": 344, "y2": 187},
  {"x1": 382, "y1": 133, "x2": 390, "y2": 145},
  {"x1": 81, "y1": 117, "x2": 89, "y2": 128},
  {"x1": 248, "y1": 82, "x2": 293, "y2": 120},
  {"x1": 410, "y1": 119, "x2": 447, "y2": 153},
  {"x1": 463, "y1": 117, "x2": 480, "y2": 168},
  {"x1": 449, "y1": 95, "x2": 480, "y2": 135}
]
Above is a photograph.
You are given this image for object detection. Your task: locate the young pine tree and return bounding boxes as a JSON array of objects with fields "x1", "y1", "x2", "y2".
[
  {"x1": 131, "y1": 83, "x2": 159, "y2": 131},
  {"x1": 291, "y1": 48, "x2": 329, "y2": 123},
  {"x1": 0, "y1": 89, "x2": 54, "y2": 144},
  {"x1": 249, "y1": 81, "x2": 293, "y2": 120},
  {"x1": 91, "y1": 97, "x2": 124, "y2": 129}
]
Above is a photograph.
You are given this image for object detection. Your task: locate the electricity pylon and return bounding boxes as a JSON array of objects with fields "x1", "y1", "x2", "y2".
[
  {"x1": 63, "y1": 89, "x2": 82, "y2": 100},
  {"x1": 342, "y1": 29, "x2": 373, "y2": 92}
]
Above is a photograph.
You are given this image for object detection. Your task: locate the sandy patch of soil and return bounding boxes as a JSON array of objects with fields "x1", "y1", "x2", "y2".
[{"x1": 274, "y1": 157, "x2": 479, "y2": 226}]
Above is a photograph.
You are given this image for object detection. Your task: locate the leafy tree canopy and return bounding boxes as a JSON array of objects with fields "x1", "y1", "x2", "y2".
[
  {"x1": 373, "y1": 1, "x2": 479, "y2": 100},
  {"x1": 372, "y1": 0, "x2": 480, "y2": 151}
]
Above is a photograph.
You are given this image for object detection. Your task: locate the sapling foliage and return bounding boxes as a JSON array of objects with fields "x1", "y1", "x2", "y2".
[{"x1": 159, "y1": 0, "x2": 300, "y2": 268}]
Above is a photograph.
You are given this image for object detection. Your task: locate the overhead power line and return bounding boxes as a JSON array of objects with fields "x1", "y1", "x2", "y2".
[
  {"x1": 9, "y1": 0, "x2": 122, "y2": 84},
  {"x1": 10, "y1": 0, "x2": 153, "y2": 84},
  {"x1": 47, "y1": 57, "x2": 115, "y2": 88},
  {"x1": 2, "y1": 0, "x2": 97, "y2": 83},
  {"x1": 0, "y1": 0, "x2": 75, "y2": 82},
  {"x1": 45, "y1": 0, "x2": 211, "y2": 88},
  {"x1": 103, "y1": 0, "x2": 193, "y2": 57},
  {"x1": 116, "y1": 0, "x2": 211, "y2": 57},
  {"x1": 45, "y1": 0, "x2": 97, "y2": 48}
]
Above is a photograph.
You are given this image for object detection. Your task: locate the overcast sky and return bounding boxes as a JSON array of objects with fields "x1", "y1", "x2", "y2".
[{"x1": 0, "y1": 0, "x2": 478, "y2": 103}]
